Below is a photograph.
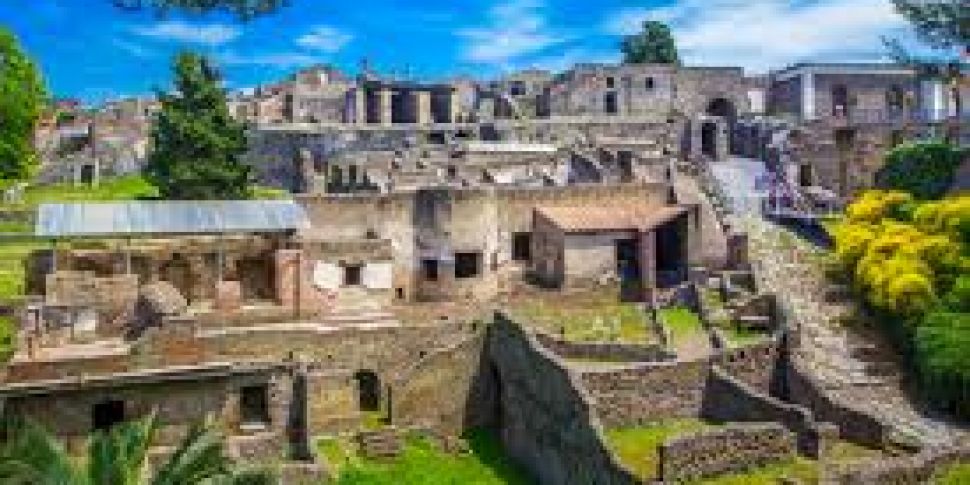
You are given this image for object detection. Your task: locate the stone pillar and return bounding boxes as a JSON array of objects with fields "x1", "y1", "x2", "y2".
[
  {"x1": 449, "y1": 91, "x2": 460, "y2": 124},
  {"x1": 639, "y1": 229, "x2": 657, "y2": 303},
  {"x1": 378, "y1": 89, "x2": 393, "y2": 126},
  {"x1": 416, "y1": 91, "x2": 432, "y2": 125},
  {"x1": 274, "y1": 249, "x2": 302, "y2": 308},
  {"x1": 686, "y1": 207, "x2": 702, "y2": 267},
  {"x1": 214, "y1": 280, "x2": 242, "y2": 313},
  {"x1": 801, "y1": 71, "x2": 815, "y2": 121},
  {"x1": 354, "y1": 89, "x2": 366, "y2": 125}
]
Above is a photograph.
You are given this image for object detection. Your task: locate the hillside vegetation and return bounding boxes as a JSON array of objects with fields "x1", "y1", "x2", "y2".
[{"x1": 832, "y1": 190, "x2": 969, "y2": 418}]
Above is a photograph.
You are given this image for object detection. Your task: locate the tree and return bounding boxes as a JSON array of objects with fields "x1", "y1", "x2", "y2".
[
  {"x1": 875, "y1": 141, "x2": 964, "y2": 200},
  {"x1": 0, "y1": 414, "x2": 273, "y2": 484},
  {"x1": 0, "y1": 27, "x2": 47, "y2": 181},
  {"x1": 891, "y1": 0, "x2": 968, "y2": 51},
  {"x1": 621, "y1": 21, "x2": 679, "y2": 65},
  {"x1": 111, "y1": 0, "x2": 288, "y2": 19},
  {"x1": 885, "y1": 1, "x2": 966, "y2": 80},
  {"x1": 146, "y1": 52, "x2": 252, "y2": 200}
]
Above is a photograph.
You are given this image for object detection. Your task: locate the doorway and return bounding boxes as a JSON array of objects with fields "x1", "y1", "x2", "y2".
[
  {"x1": 615, "y1": 238, "x2": 642, "y2": 301},
  {"x1": 354, "y1": 370, "x2": 381, "y2": 412},
  {"x1": 701, "y1": 122, "x2": 718, "y2": 158},
  {"x1": 655, "y1": 218, "x2": 686, "y2": 287},
  {"x1": 92, "y1": 399, "x2": 125, "y2": 432}
]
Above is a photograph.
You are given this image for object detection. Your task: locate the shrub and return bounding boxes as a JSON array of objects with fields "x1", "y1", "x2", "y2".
[
  {"x1": 915, "y1": 312, "x2": 970, "y2": 419},
  {"x1": 875, "y1": 141, "x2": 964, "y2": 199}
]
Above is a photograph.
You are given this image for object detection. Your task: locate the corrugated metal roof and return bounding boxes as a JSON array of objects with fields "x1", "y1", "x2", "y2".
[
  {"x1": 36, "y1": 200, "x2": 310, "y2": 237},
  {"x1": 536, "y1": 204, "x2": 688, "y2": 233}
]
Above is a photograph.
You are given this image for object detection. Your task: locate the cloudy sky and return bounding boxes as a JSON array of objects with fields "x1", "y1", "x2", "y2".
[{"x1": 2, "y1": 0, "x2": 926, "y2": 103}]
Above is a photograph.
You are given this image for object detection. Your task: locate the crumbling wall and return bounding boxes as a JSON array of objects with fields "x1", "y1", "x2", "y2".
[
  {"x1": 580, "y1": 360, "x2": 709, "y2": 427},
  {"x1": 390, "y1": 329, "x2": 495, "y2": 436},
  {"x1": 489, "y1": 314, "x2": 637, "y2": 485},
  {"x1": 825, "y1": 442, "x2": 970, "y2": 484},
  {"x1": 659, "y1": 423, "x2": 796, "y2": 482}
]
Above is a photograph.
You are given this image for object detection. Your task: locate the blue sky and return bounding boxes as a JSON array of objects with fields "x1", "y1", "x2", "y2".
[{"x1": 2, "y1": 0, "x2": 922, "y2": 104}]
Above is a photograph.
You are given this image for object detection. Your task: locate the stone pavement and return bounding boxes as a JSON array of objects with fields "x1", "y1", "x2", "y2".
[{"x1": 709, "y1": 157, "x2": 967, "y2": 447}]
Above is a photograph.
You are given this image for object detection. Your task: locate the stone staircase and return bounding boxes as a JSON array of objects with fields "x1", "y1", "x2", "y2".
[
  {"x1": 356, "y1": 427, "x2": 403, "y2": 460},
  {"x1": 744, "y1": 217, "x2": 967, "y2": 448}
]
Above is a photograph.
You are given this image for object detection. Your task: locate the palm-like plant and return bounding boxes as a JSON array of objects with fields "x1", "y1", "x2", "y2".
[{"x1": 0, "y1": 414, "x2": 274, "y2": 484}]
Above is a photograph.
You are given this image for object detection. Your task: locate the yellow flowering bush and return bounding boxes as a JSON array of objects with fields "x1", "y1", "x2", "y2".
[{"x1": 845, "y1": 190, "x2": 913, "y2": 223}]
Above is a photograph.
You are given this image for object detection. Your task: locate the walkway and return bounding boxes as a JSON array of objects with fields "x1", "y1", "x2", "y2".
[{"x1": 709, "y1": 157, "x2": 966, "y2": 447}]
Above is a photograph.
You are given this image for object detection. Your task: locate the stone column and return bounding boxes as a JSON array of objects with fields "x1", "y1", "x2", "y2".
[
  {"x1": 448, "y1": 91, "x2": 460, "y2": 124},
  {"x1": 274, "y1": 249, "x2": 303, "y2": 308},
  {"x1": 416, "y1": 91, "x2": 432, "y2": 125},
  {"x1": 354, "y1": 89, "x2": 366, "y2": 125},
  {"x1": 379, "y1": 89, "x2": 393, "y2": 126},
  {"x1": 801, "y1": 71, "x2": 815, "y2": 121},
  {"x1": 639, "y1": 229, "x2": 657, "y2": 303}
]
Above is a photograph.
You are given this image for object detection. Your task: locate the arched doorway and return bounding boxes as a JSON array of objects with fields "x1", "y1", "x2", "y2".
[{"x1": 354, "y1": 370, "x2": 381, "y2": 412}]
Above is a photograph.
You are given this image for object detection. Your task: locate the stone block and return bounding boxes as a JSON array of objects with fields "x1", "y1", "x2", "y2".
[{"x1": 214, "y1": 280, "x2": 242, "y2": 313}]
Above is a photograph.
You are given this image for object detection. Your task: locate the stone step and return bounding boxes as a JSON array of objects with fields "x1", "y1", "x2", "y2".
[{"x1": 356, "y1": 428, "x2": 403, "y2": 459}]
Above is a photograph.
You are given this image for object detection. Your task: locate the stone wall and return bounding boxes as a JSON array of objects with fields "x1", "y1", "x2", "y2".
[
  {"x1": 490, "y1": 314, "x2": 637, "y2": 484},
  {"x1": 826, "y1": 441, "x2": 970, "y2": 484},
  {"x1": 712, "y1": 337, "x2": 782, "y2": 393},
  {"x1": 659, "y1": 423, "x2": 796, "y2": 482},
  {"x1": 390, "y1": 330, "x2": 496, "y2": 436},
  {"x1": 785, "y1": 356, "x2": 889, "y2": 448},
  {"x1": 702, "y1": 366, "x2": 837, "y2": 458},
  {"x1": 535, "y1": 332, "x2": 673, "y2": 363},
  {"x1": 4, "y1": 365, "x2": 292, "y2": 456},
  {"x1": 579, "y1": 359, "x2": 709, "y2": 427}
]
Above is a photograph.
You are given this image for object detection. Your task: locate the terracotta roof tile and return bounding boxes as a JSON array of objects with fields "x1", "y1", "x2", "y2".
[{"x1": 536, "y1": 204, "x2": 688, "y2": 232}]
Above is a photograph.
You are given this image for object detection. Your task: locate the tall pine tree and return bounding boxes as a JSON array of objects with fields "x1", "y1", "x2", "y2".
[
  {"x1": 146, "y1": 52, "x2": 251, "y2": 200},
  {"x1": 0, "y1": 27, "x2": 47, "y2": 181}
]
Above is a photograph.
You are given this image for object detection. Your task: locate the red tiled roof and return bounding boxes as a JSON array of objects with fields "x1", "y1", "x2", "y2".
[{"x1": 536, "y1": 204, "x2": 688, "y2": 233}]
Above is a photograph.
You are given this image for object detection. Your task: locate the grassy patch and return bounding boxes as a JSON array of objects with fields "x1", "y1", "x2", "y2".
[
  {"x1": 0, "y1": 220, "x2": 31, "y2": 234},
  {"x1": 319, "y1": 429, "x2": 533, "y2": 485},
  {"x1": 509, "y1": 289, "x2": 650, "y2": 344},
  {"x1": 658, "y1": 307, "x2": 708, "y2": 347},
  {"x1": 0, "y1": 239, "x2": 47, "y2": 305},
  {"x1": 604, "y1": 419, "x2": 715, "y2": 481},
  {"x1": 720, "y1": 325, "x2": 768, "y2": 348},
  {"x1": 934, "y1": 462, "x2": 970, "y2": 485},
  {"x1": 0, "y1": 315, "x2": 14, "y2": 362},
  {"x1": 11, "y1": 175, "x2": 160, "y2": 208},
  {"x1": 690, "y1": 458, "x2": 819, "y2": 484}
]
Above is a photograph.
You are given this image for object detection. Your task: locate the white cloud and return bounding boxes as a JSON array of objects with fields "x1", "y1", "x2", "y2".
[
  {"x1": 296, "y1": 25, "x2": 354, "y2": 53},
  {"x1": 134, "y1": 20, "x2": 241, "y2": 46},
  {"x1": 457, "y1": 0, "x2": 568, "y2": 65},
  {"x1": 603, "y1": 0, "x2": 911, "y2": 72},
  {"x1": 217, "y1": 51, "x2": 322, "y2": 68},
  {"x1": 112, "y1": 39, "x2": 155, "y2": 59}
]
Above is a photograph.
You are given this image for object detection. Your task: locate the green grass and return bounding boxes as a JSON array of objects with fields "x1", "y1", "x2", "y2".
[
  {"x1": 720, "y1": 325, "x2": 768, "y2": 348},
  {"x1": 0, "y1": 315, "x2": 14, "y2": 363},
  {"x1": 319, "y1": 429, "x2": 533, "y2": 485},
  {"x1": 0, "y1": 220, "x2": 31, "y2": 234},
  {"x1": 8, "y1": 175, "x2": 160, "y2": 209},
  {"x1": 604, "y1": 418, "x2": 716, "y2": 480},
  {"x1": 0, "y1": 240, "x2": 47, "y2": 305},
  {"x1": 658, "y1": 306, "x2": 707, "y2": 349},
  {"x1": 690, "y1": 458, "x2": 819, "y2": 484},
  {"x1": 934, "y1": 462, "x2": 970, "y2": 485},
  {"x1": 510, "y1": 289, "x2": 650, "y2": 344}
]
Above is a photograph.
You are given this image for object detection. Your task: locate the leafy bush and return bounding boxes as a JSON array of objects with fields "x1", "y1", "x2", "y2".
[
  {"x1": 875, "y1": 141, "x2": 964, "y2": 199},
  {"x1": 834, "y1": 190, "x2": 970, "y2": 419}
]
